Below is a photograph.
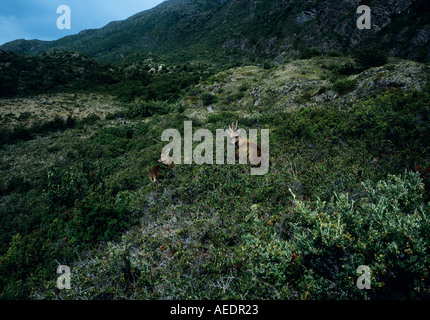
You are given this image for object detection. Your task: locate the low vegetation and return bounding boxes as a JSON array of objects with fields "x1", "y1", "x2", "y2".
[
  {"x1": 0, "y1": 54, "x2": 429, "y2": 300},
  {"x1": 0, "y1": 50, "x2": 213, "y2": 102}
]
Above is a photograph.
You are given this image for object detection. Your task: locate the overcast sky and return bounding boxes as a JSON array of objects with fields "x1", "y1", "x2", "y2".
[{"x1": 0, "y1": 0, "x2": 165, "y2": 45}]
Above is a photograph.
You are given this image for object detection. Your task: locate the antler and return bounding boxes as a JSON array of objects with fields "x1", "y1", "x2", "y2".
[{"x1": 230, "y1": 121, "x2": 239, "y2": 132}]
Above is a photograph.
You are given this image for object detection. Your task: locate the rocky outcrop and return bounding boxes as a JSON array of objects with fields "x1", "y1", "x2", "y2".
[
  {"x1": 413, "y1": 25, "x2": 430, "y2": 46},
  {"x1": 288, "y1": 0, "x2": 428, "y2": 60},
  {"x1": 184, "y1": 56, "x2": 429, "y2": 119}
]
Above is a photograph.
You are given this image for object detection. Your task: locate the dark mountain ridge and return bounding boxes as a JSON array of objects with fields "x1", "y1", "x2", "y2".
[{"x1": 1, "y1": 0, "x2": 429, "y2": 64}]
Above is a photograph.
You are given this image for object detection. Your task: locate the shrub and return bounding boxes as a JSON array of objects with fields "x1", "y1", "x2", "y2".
[
  {"x1": 350, "y1": 87, "x2": 430, "y2": 169},
  {"x1": 91, "y1": 128, "x2": 136, "y2": 158},
  {"x1": 326, "y1": 50, "x2": 342, "y2": 57},
  {"x1": 262, "y1": 59, "x2": 275, "y2": 69},
  {"x1": 299, "y1": 46, "x2": 321, "y2": 59},
  {"x1": 238, "y1": 83, "x2": 249, "y2": 92},
  {"x1": 44, "y1": 166, "x2": 86, "y2": 210},
  {"x1": 337, "y1": 63, "x2": 363, "y2": 75},
  {"x1": 0, "y1": 230, "x2": 55, "y2": 299},
  {"x1": 0, "y1": 126, "x2": 31, "y2": 145},
  {"x1": 0, "y1": 175, "x2": 32, "y2": 196},
  {"x1": 354, "y1": 49, "x2": 388, "y2": 69},
  {"x1": 105, "y1": 111, "x2": 125, "y2": 120},
  {"x1": 207, "y1": 111, "x2": 235, "y2": 124},
  {"x1": 207, "y1": 113, "x2": 224, "y2": 123},
  {"x1": 332, "y1": 78, "x2": 357, "y2": 95},
  {"x1": 126, "y1": 100, "x2": 171, "y2": 118},
  {"x1": 288, "y1": 171, "x2": 429, "y2": 299},
  {"x1": 69, "y1": 186, "x2": 129, "y2": 246},
  {"x1": 201, "y1": 92, "x2": 218, "y2": 106}
]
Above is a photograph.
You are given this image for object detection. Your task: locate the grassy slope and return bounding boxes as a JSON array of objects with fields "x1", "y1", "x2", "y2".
[{"x1": 0, "y1": 57, "x2": 429, "y2": 299}]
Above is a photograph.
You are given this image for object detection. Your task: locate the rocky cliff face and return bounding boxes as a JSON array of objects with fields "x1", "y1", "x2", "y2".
[
  {"x1": 0, "y1": 0, "x2": 428, "y2": 64},
  {"x1": 220, "y1": 0, "x2": 429, "y2": 63},
  {"x1": 289, "y1": 0, "x2": 429, "y2": 61}
]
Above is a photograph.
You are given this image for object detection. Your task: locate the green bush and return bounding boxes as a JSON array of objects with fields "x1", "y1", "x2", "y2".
[
  {"x1": 332, "y1": 78, "x2": 357, "y2": 95},
  {"x1": 207, "y1": 111, "x2": 235, "y2": 124},
  {"x1": 326, "y1": 50, "x2": 342, "y2": 57},
  {"x1": 126, "y1": 100, "x2": 171, "y2": 118},
  {"x1": 44, "y1": 166, "x2": 86, "y2": 210},
  {"x1": 298, "y1": 46, "x2": 321, "y2": 59},
  {"x1": 350, "y1": 87, "x2": 430, "y2": 168},
  {"x1": 105, "y1": 111, "x2": 125, "y2": 120},
  {"x1": 51, "y1": 169, "x2": 428, "y2": 300},
  {"x1": 337, "y1": 63, "x2": 363, "y2": 75},
  {"x1": 201, "y1": 92, "x2": 219, "y2": 106},
  {"x1": 0, "y1": 230, "x2": 55, "y2": 299},
  {"x1": 287, "y1": 170, "x2": 429, "y2": 299},
  {"x1": 262, "y1": 59, "x2": 275, "y2": 69},
  {"x1": 91, "y1": 127, "x2": 137, "y2": 158},
  {"x1": 354, "y1": 49, "x2": 388, "y2": 69},
  {"x1": 0, "y1": 176, "x2": 32, "y2": 196},
  {"x1": 69, "y1": 186, "x2": 129, "y2": 246}
]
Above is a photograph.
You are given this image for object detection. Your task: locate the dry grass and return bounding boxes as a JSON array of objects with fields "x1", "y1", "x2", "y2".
[{"x1": 0, "y1": 93, "x2": 122, "y2": 130}]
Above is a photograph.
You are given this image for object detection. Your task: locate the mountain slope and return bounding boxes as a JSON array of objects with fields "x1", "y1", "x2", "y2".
[
  {"x1": 1, "y1": 0, "x2": 430, "y2": 302},
  {"x1": 1, "y1": 0, "x2": 429, "y2": 64},
  {"x1": 1, "y1": 56, "x2": 429, "y2": 299}
]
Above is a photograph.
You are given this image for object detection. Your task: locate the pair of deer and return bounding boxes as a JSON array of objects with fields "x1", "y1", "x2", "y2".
[{"x1": 148, "y1": 121, "x2": 263, "y2": 188}]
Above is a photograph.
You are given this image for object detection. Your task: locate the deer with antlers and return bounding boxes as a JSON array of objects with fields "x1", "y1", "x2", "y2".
[
  {"x1": 226, "y1": 121, "x2": 265, "y2": 166},
  {"x1": 148, "y1": 148, "x2": 175, "y2": 188}
]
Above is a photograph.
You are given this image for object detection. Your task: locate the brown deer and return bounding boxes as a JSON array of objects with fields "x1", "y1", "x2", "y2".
[
  {"x1": 148, "y1": 148, "x2": 175, "y2": 188},
  {"x1": 226, "y1": 121, "x2": 265, "y2": 166}
]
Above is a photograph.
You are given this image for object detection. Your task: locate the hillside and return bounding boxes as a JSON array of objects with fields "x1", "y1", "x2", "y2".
[
  {"x1": 0, "y1": 49, "x2": 213, "y2": 102},
  {"x1": 0, "y1": 0, "x2": 429, "y2": 302},
  {"x1": 1, "y1": 54, "x2": 429, "y2": 299},
  {"x1": 1, "y1": 0, "x2": 429, "y2": 64}
]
